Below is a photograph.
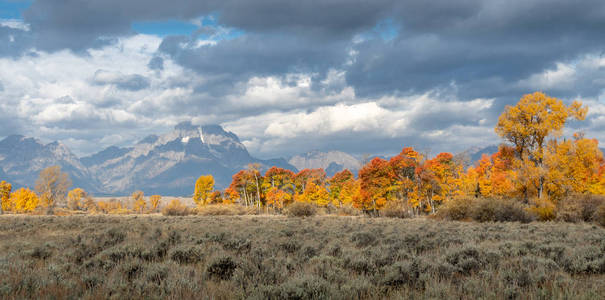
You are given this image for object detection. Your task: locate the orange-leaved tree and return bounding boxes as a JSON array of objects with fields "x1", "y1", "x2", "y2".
[
  {"x1": 294, "y1": 169, "x2": 327, "y2": 195},
  {"x1": 266, "y1": 187, "x2": 289, "y2": 211},
  {"x1": 263, "y1": 167, "x2": 295, "y2": 206},
  {"x1": 357, "y1": 157, "x2": 396, "y2": 213}
]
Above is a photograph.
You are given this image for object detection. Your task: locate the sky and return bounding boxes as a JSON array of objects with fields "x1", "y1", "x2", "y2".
[{"x1": 1, "y1": 0, "x2": 605, "y2": 159}]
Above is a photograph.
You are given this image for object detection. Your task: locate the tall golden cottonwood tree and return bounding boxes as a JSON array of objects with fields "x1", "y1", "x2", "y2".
[
  {"x1": 0, "y1": 181, "x2": 11, "y2": 214},
  {"x1": 495, "y1": 92, "x2": 587, "y2": 200},
  {"x1": 132, "y1": 191, "x2": 146, "y2": 213},
  {"x1": 193, "y1": 175, "x2": 215, "y2": 206},
  {"x1": 35, "y1": 166, "x2": 72, "y2": 214},
  {"x1": 10, "y1": 188, "x2": 39, "y2": 213}
]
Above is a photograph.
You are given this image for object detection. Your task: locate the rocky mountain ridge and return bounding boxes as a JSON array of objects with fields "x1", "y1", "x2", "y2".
[{"x1": 0, "y1": 122, "x2": 295, "y2": 195}]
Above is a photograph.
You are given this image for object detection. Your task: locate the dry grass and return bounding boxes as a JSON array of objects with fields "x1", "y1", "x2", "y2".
[
  {"x1": 161, "y1": 199, "x2": 194, "y2": 216},
  {"x1": 197, "y1": 204, "x2": 258, "y2": 216},
  {"x1": 0, "y1": 215, "x2": 603, "y2": 299}
]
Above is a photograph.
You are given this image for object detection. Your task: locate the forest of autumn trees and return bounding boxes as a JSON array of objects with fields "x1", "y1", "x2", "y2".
[{"x1": 1, "y1": 92, "x2": 605, "y2": 218}]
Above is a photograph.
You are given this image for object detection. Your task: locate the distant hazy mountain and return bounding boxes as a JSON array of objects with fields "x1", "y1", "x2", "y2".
[
  {"x1": 81, "y1": 146, "x2": 133, "y2": 167},
  {"x1": 289, "y1": 150, "x2": 361, "y2": 177},
  {"x1": 0, "y1": 122, "x2": 297, "y2": 196},
  {"x1": 0, "y1": 135, "x2": 99, "y2": 191},
  {"x1": 462, "y1": 145, "x2": 499, "y2": 163}
]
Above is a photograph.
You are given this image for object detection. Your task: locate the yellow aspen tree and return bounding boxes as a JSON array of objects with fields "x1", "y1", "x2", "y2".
[
  {"x1": 132, "y1": 191, "x2": 146, "y2": 213},
  {"x1": 495, "y1": 92, "x2": 587, "y2": 200},
  {"x1": 193, "y1": 175, "x2": 215, "y2": 206},
  {"x1": 0, "y1": 181, "x2": 12, "y2": 213},
  {"x1": 67, "y1": 188, "x2": 87, "y2": 210},
  {"x1": 337, "y1": 178, "x2": 360, "y2": 207},
  {"x1": 10, "y1": 188, "x2": 39, "y2": 213},
  {"x1": 149, "y1": 195, "x2": 162, "y2": 212},
  {"x1": 300, "y1": 181, "x2": 330, "y2": 207}
]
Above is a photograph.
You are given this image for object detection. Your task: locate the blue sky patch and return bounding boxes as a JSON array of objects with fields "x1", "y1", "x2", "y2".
[
  {"x1": 373, "y1": 18, "x2": 399, "y2": 41},
  {"x1": 132, "y1": 19, "x2": 198, "y2": 36},
  {"x1": 0, "y1": 0, "x2": 32, "y2": 19}
]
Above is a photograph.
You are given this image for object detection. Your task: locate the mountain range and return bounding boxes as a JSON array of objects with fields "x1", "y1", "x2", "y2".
[
  {"x1": 288, "y1": 150, "x2": 361, "y2": 177},
  {"x1": 0, "y1": 122, "x2": 297, "y2": 196},
  {"x1": 2, "y1": 123, "x2": 542, "y2": 196}
]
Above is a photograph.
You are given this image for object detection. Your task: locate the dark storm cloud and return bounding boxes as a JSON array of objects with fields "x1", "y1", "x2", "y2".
[
  {"x1": 346, "y1": 0, "x2": 605, "y2": 98},
  {"x1": 158, "y1": 33, "x2": 349, "y2": 96},
  {"x1": 17, "y1": 0, "x2": 605, "y2": 100}
]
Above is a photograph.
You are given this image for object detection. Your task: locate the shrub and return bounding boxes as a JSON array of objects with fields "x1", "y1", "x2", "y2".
[
  {"x1": 252, "y1": 275, "x2": 331, "y2": 299},
  {"x1": 472, "y1": 198, "x2": 534, "y2": 223},
  {"x1": 120, "y1": 261, "x2": 144, "y2": 281},
  {"x1": 279, "y1": 240, "x2": 301, "y2": 253},
  {"x1": 557, "y1": 194, "x2": 605, "y2": 223},
  {"x1": 28, "y1": 244, "x2": 52, "y2": 260},
  {"x1": 146, "y1": 264, "x2": 169, "y2": 285},
  {"x1": 529, "y1": 198, "x2": 556, "y2": 221},
  {"x1": 351, "y1": 231, "x2": 376, "y2": 248},
  {"x1": 500, "y1": 257, "x2": 558, "y2": 288},
  {"x1": 161, "y1": 199, "x2": 193, "y2": 216},
  {"x1": 279, "y1": 275, "x2": 331, "y2": 299},
  {"x1": 169, "y1": 246, "x2": 203, "y2": 264},
  {"x1": 336, "y1": 204, "x2": 360, "y2": 216},
  {"x1": 205, "y1": 256, "x2": 237, "y2": 280},
  {"x1": 286, "y1": 201, "x2": 317, "y2": 217},
  {"x1": 223, "y1": 238, "x2": 252, "y2": 253},
  {"x1": 382, "y1": 258, "x2": 431, "y2": 288},
  {"x1": 445, "y1": 246, "x2": 499, "y2": 275},
  {"x1": 596, "y1": 202, "x2": 605, "y2": 227},
  {"x1": 380, "y1": 201, "x2": 410, "y2": 219},
  {"x1": 437, "y1": 197, "x2": 475, "y2": 221}
]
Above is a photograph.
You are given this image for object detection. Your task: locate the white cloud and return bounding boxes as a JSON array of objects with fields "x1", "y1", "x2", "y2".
[
  {"x1": 522, "y1": 62, "x2": 576, "y2": 90},
  {"x1": 225, "y1": 94, "x2": 495, "y2": 156},
  {"x1": 0, "y1": 19, "x2": 30, "y2": 31}
]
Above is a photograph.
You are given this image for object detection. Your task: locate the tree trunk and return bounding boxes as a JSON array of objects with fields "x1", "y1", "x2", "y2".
[{"x1": 254, "y1": 175, "x2": 261, "y2": 210}]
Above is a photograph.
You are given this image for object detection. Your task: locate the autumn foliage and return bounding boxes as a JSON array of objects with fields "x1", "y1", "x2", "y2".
[{"x1": 2, "y1": 92, "x2": 605, "y2": 223}]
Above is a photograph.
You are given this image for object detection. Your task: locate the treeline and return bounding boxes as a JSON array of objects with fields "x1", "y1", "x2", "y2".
[
  {"x1": 1, "y1": 92, "x2": 605, "y2": 224},
  {"x1": 191, "y1": 92, "x2": 605, "y2": 222}
]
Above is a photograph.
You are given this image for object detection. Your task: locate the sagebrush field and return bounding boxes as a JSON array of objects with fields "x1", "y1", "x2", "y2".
[{"x1": 0, "y1": 215, "x2": 603, "y2": 299}]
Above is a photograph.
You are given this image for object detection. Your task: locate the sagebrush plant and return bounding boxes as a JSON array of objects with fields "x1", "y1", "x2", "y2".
[
  {"x1": 286, "y1": 201, "x2": 317, "y2": 217},
  {"x1": 438, "y1": 197, "x2": 535, "y2": 223},
  {"x1": 556, "y1": 194, "x2": 605, "y2": 222}
]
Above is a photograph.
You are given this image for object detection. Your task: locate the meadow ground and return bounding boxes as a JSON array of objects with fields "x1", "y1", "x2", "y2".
[{"x1": 0, "y1": 215, "x2": 603, "y2": 299}]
